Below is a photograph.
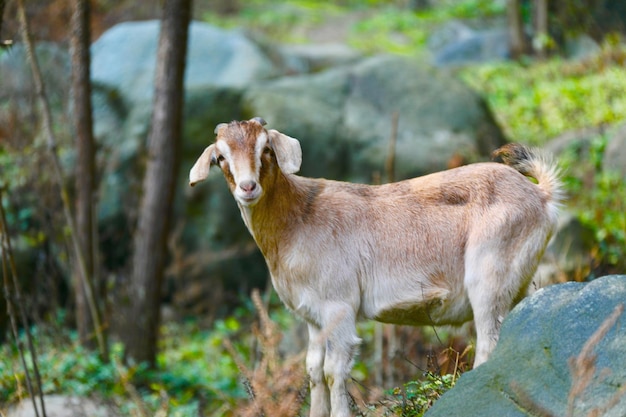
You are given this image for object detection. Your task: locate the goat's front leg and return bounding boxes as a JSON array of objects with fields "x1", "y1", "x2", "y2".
[
  {"x1": 307, "y1": 323, "x2": 330, "y2": 417},
  {"x1": 322, "y1": 307, "x2": 361, "y2": 417}
]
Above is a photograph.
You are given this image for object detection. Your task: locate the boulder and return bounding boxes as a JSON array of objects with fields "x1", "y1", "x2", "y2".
[
  {"x1": 242, "y1": 64, "x2": 352, "y2": 179},
  {"x1": 339, "y1": 55, "x2": 505, "y2": 180},
  {"x1": 243, "y1": 55, "x2": 506, "y2": 183},
  {"x1": 425, "y1": 275, "x2": 626, "y2": 417},
  {"x1": 428, "y1": 20, "x2": 510, "y2": 67}
]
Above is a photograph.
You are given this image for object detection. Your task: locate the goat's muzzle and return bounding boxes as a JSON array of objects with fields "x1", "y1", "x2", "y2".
[{"x1": 235, "y1": 180, "x2": 262, "y2": 206}]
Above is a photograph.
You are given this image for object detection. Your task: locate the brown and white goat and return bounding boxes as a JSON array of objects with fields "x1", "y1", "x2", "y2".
[{"x1": 189, "y1": 117, "x2": 563, "y2": 417}]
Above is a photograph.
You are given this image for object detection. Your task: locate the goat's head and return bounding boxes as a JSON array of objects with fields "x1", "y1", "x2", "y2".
[{"x1": 189, "y1": 117, "x2": 302, "y2": 206}]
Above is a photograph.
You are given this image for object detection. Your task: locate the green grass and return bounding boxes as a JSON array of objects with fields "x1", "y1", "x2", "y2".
[{"x1": 460, "y1": 55, "x2": 626, "y2": 145}]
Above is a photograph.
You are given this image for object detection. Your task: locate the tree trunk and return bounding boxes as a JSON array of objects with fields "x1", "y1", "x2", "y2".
[
  {"x1": 70, "y1": 0, "x2": 101, "y2": 351},
  {"x1": 122, "y1": 0, "x2": 191, "y2": 366},
  {"x1": 507, "y1": 0, "x2": 529, "y2": 58},
  {"x1": 0, "y1": 0, "x2": 5, "y2": 40}
]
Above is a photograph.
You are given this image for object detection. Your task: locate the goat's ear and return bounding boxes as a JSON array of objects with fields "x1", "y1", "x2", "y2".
[
  {"x1": 189, "y1": 144, "x2": 216, "y2": 186},
  {"x1": 268, "y1": 129, "x2": 302, "y2": 174}
]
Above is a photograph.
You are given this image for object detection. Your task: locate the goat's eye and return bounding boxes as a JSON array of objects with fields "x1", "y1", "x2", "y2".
[
  {"x1": 263, "y1": 147, "x2": 272, "y2": 156},
  {"x1": 216, "y1": 155, "x2": 225, "y2": 164}
]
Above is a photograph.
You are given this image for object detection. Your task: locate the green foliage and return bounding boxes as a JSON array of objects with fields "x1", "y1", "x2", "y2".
[
  {"x1": 561, "y1": 135, "x2": 626, "y2": 273},
  {"x1": 201, "y1": 0, "x2": 505, "y2": 53},
  {"x1": 202, "y1": 1, "x2": 344, "y2": 43},
  {"x1": 349, "y1": 8, "x2": 429, "y2": 55},
  {"x1": 461, "y1": 58, "x2": 626, "y2": 145},
  {"x1": 416, "y1": 0, "x2": 505, "y2": 21},
  {"x1": 387, "y1": 372, "x2": 457, "y2": 417},
  {"x1": 0, "y1": 316, "x2": 250, "y2": 415}
]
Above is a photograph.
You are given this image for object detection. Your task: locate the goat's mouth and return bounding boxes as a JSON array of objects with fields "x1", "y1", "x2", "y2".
[{"x1": 235, "y1": 191, "x2": 262, "y2": 207}]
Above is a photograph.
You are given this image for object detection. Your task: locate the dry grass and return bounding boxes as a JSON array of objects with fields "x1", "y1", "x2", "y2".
[{"x1": 224, "y1": 289, "x2": 309, "y2": 417}]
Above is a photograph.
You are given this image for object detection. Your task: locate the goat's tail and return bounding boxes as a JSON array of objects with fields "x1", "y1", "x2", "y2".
[{"x1": 492, "y1": 143, "x2": 565, "y2": 204}]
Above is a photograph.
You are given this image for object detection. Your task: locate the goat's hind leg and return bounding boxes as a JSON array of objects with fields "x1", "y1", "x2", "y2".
[{"x1": 465, "y1": 256, "x2": 520, "y2": 367}]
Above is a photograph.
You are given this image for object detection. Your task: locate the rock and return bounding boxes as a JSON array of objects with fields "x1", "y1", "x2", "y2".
[
  {"x1": 339, "y1": 55, "x2": 505, "y2": 181},
  {"x1": 603, "y1": 123, "x2": 626, "y2": 179},
  {"x1": 7, "y1": 395, "x2": 117, "y2": 417},
  {"x1": 425, "y1": 275, "x2": 626, "y2": 417},
  {"x1": 91, "y1": 20, "x2": 279, "y2": 102},
  {"x1": 429, "y1": 20, "x2": 510, "y2": 66},
  {"x1": 564, "y1": 34, "x2": 601, "y2": 60},
  {"x1": 427, "y1": 20, "x2": 476, "y2": 54},
  {"x1": 277, "y1": 43, "x2": 362, "y2": 73},
  {"x1": 243, "y1": 55, "x2": 506, "y2": 183},
  {"x1": 242, "y1": 64, "x2": 352, "y2": 179}
]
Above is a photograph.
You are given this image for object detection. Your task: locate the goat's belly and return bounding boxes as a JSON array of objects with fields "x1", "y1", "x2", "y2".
[{"x1": 372, "y1": 296, "x2": 473, "y2": 326}]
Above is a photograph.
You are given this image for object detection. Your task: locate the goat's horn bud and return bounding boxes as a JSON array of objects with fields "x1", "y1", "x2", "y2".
[
  {"x1": 251, "y1": 117, "x2": 267, "y2": 126},
  {"x1": 214, "y1": 123, "x2": 228, "y2": 135}
]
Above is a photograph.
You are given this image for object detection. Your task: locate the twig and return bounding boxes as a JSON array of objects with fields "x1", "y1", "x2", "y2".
[
  {"x1": 16, "y1": 0, "x2": 106, "y2": 359},
  {"x1": 567, "y1": 303, "x2": 624, "y2": 416},
  {"x1": 384, "y1": 111, "x2": 399, "y2": 184},
  {"x1": 113, "y1": 359, "x2": 150, "y2": 417},
  {"x1": 1, "y1": 189, "x2": 46, "y2": 417}
]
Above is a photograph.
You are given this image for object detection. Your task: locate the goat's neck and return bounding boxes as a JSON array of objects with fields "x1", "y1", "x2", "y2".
[{"x1": 238, "y1": 173, "x2": 315, "y2": 260}]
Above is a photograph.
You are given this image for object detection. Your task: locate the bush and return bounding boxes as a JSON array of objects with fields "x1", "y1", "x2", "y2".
[
  {"x1": 461, "y1": 51, "x2": 626, "y2": 145},
  {"x1": 561, "y1": 134, "x2": 626, "y2": 274}
]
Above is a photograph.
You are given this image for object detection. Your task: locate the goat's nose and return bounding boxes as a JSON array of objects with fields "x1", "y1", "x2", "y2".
[{"x1": 239, "y1": 180, "x2": 257, "y2": 193}]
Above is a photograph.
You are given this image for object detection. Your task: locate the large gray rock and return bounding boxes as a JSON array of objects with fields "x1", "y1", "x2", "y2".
[
  {"x1": 91, "y1": 20, "x2": 279, "y2": 102},
  {"x1": 243, "y1": 55, "x2": 506, "y2": 182},
  {"x1": 339, "y1": 55, "x2": 505, "y2": 180},
  {"x1": 425, "y1": 275, "x2": 626, "y2": 417}
]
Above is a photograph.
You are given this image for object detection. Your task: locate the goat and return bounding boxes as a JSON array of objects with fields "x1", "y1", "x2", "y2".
[{"x1": 189, "y1": 117, "x2": 563, "y2": 417}]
